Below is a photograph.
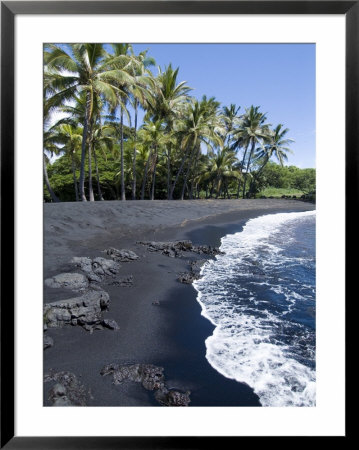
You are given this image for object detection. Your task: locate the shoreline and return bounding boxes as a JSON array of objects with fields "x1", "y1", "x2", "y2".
[{"x1": 43, "y1": 199, "x2": 315, "y2": 406}]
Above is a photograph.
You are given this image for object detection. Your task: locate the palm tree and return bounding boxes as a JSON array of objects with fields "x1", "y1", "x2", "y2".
[
  {"x1": 55, "y1": 92, "x2": 104, "y2": 202},
  {"x1": 46, "y1": 122, "x2": 82, "y2": 201},
  {"x1": 222, "y1": 104, "x2": 241, "y2": 147},
  {"x1": 43, "y1": 131, "x2": 61, "y2": 202},
  {"x1": 171, "y1": 96, "x2": 223, "y2": 200},
  {"x1": 206, "y1": 147, "x2": 241, "y2": 198},
  {"x1": 147, "y1": 64, "x2": 192, "y2": 198},
  {"x1": 232, "y1": 105, "x2": 271, "y2": 198},
  {"x1": 260, "y1": 124, "x2": 294, "y2": 166},
  {"x1": 44, "y1": 43, "x2": 134, "y2": 201},
  {"x1": 43, "y1": 97, "x2": 61, "y2": 202},
  {"x1": 132, "y1": 143, "x2": 150, "y2": 199},
  {"x1": 249, "y1": 124, "x2": 294, "y2": 195},
  {"x1": 138, "y1": 119, "x2": 173, "y2": 200},
  {"x1": 92, "y1": 122, "x2": 117, "y2": 200},
  {"x1": 128, "y1": 49, "x2": 156, "y2": 200},
  {"x1": 103, "y1": 44, "x2": 141, "y2": 201},
  {"x1": 147, "y1": 64, "x2": 192, "y2": 121}
]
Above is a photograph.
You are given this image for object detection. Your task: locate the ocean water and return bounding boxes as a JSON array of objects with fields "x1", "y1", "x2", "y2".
[{"x1": 193, "y1": 210, "x2": 316, "y2": 407}]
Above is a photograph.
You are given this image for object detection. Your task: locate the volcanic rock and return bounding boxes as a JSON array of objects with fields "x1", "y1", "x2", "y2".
[
  {"x1": 138, "y1": 240, "x2": 222, "y2": 258},
  {"x1": 104, "y1": 248, "x2": 140, "y2": 262},
  {"x1": 45, "y1": 370, "x2": 90, "y2": 406},
  {"x1": 155, "y1": 388, "x2": 191, "y2": 406},
  {"x1": 44, "y1": 272, "x2": 89, "y2": 290},
  {"x1": 71, "y1": 256, "x2": 120, "y2": 282},
  {"x1": 109, "y1": 275, "x2": 134, "y2": 287},
  {"x1": 102, "y1": 319, "x2": 120, "y2": 331},
  {"x1": 101, "y1": 363, "x2": 191, "y2": 406},
  {"x1": 101, "y1": 363, "x2": 165, "y2": 391},
  {"x1": 43, "y1": 289, "x2": 110, "y2": 331},
  {"x1": 178, "y1": 259, "x2": 207, "y2": 284}
]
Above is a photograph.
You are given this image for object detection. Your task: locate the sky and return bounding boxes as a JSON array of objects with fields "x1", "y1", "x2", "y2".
[{"x1": 131, "y1": 43, "x2": 316, "y2": 168}]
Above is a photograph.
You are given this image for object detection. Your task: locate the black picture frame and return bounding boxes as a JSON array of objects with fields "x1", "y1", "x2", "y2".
[{"x1": 1, "y1": 1, "x2": 352, "y2": 447}]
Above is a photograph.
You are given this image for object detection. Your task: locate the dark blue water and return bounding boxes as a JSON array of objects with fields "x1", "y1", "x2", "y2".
[{"x1": 193, "y1": 211, "x2": 316, "y2": 406}]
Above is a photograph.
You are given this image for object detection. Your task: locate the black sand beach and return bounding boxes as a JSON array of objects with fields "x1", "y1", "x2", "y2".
[{"x1": 43, "y1": 199, "x2": 315, "y2": 407}]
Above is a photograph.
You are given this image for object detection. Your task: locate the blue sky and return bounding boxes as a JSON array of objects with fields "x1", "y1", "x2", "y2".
[{"x1": 132, "y1": 43, "x2": 316, "y2": 168}]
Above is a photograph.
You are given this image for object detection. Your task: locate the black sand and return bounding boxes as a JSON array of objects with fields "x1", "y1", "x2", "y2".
[{"x1": 43, "y1": 199, "x2": 315, "y2": 406}]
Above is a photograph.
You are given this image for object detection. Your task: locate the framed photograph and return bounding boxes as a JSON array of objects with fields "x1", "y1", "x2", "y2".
[{"x1": 1, "y1": 1, "x2": 352, "y2": 447}]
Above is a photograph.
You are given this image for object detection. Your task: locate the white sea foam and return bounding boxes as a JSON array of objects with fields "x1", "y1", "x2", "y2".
[{"x1": 193, "y1": 210, "x2": 316, "y2": 407}]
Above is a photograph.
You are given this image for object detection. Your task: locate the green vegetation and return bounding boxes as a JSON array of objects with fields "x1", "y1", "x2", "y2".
[
  {"x1": 258, "y1": 188, "x2": 308, "y2": 198},
  {"x1": 44, "y1": 43, "x2": 315, "y2": 202},
  {"x1": 252, "y1": 162, "x2": 316, "y2": 198}
]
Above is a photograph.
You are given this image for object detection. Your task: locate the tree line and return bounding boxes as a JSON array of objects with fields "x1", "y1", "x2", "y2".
[{"x1": 44, "y1": 43, "x2": 306, "y2": 203}]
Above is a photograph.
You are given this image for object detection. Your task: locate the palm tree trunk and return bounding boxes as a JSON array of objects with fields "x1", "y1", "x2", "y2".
[
  {"x1": 180, "y1": 181, "x2": 186, "y2": 200},
  {"x1": 132, "y1": 100, "x2": 138, "y2": 200},
  {"x1": 169, "y1": 146, "x2": 191, "y2": 200},
  {"x1": 242, "y1": 140, "x2": 255, "y2": 199},
  {"x1": 257, "y1": 158, "x2": 269, "y2": 176},
  {"x1": 180, "y1": 157, "x2": 192, "y2": 200},
  {"x1": 225, "y1": 183, "x2": 229, "y2": 199},
  {"x1": 43, "y1": 154, "x2": 60, "y2": 203},
  {"x1": 181, "y1": 182, "x2": 189, "y2": 200},
  {"x1": 71, "y1": 152, "x2": 79, "y2": 202},
  {"x1": 141, "y1": 150, "x2": 152, "y2": 200},
  {"x1": 189, "y1": 183, "x2": 193, "y2": 200},
  {"x1": 88, "y1": 147, "x2": 94, "y2": 201},
  {"x1": 236, "y1": 181, "x2": 241, "y2": 199},
  {"x1": 150, "y1": 147, "x2": 158, "y2": 200},
  {"x1": 93, "y1": 148, "x2": 104, "y2": 201},
  {"x1": 189, "y1": 149, "x2": 200, "y2": 200},
  {"x1": 237, "y1": 142, "x2": 249, "y2": 199},
  {"x1": 120, "y1": 106, "x2": 126, "y2": 201},
  {"x1": 215, "y1": 178, "x2": 221, "y2": 199},
  {"x1": 79, "y1": 91, "x2": 92, "y2": 201},
  {"x1": 166, "y1": 147, "x2": 171, "y2": 200},
  {"x1": 88, "y1": 121, "x2": 95, "y2": 202}
]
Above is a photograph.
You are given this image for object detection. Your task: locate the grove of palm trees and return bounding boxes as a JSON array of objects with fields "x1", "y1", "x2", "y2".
[{"x1": 44, "y1": 43, "x2": 314, "y2": 203}]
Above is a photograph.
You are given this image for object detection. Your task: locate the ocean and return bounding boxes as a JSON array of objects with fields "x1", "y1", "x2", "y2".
[{"x1": 193, "y1": 210, "x2": 316, "y2": 407}]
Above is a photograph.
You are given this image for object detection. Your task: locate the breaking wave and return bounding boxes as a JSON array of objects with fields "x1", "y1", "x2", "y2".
[{"x1": 193, "y1": 210, "x2": 316, "y2": 407}]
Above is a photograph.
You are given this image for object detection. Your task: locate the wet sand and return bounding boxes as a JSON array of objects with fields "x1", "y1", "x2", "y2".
[{"x1": 43, "y1": 199, "x2": 315, "y2": 406}]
